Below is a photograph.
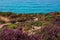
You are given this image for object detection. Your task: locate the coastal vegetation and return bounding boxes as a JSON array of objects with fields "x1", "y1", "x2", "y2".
[{"x1": 0, "y1": 12, "x2": 60, "y2": 40}]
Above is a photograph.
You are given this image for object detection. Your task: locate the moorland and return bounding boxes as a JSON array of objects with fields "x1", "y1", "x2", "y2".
[{"x1": 0, "y1": 12, "x2": 60, "y2": 40}]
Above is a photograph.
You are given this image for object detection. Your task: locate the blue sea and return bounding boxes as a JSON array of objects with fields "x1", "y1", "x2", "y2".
[{"x1": 0, "y1": 0, "x2": 60, "y2": 14}]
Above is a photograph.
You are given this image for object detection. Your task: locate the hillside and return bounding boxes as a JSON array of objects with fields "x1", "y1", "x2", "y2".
[{"x1": 0, "y1": 12, "x2": 60, "y2": 40}]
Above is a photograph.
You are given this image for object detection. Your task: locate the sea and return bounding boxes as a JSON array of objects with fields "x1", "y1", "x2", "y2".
[{"x1": 0, "y1": 0, "x2": 60, "y2": 14}]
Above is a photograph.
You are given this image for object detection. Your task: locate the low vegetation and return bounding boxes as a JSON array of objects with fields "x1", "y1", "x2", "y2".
[{"x1": 0, "y1": 12, "x2": 60, "y2": 40}]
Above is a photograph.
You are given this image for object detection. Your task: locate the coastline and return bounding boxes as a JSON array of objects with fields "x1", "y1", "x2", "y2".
[{"x1": 0, "y1": 12, "x2": 60, "y2": 40}]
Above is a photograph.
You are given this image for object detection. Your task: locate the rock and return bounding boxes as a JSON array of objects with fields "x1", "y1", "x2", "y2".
[{"x1": 33, "y1": 17, "x2": 38, "y2": 22}]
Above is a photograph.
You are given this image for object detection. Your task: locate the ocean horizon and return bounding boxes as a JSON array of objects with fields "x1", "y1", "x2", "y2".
[{"x1": 0, "y1": 0, "x2": 60, "y2": 14}]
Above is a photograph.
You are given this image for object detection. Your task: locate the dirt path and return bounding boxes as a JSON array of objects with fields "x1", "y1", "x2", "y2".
[{"x1": 0, "y1": 23, "x2": 11, "y2": 28}]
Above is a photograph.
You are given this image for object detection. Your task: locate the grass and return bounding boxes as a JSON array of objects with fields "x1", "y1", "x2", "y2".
[{"x1": 7, "y1": 24, "x2": 18, "y2": 30}]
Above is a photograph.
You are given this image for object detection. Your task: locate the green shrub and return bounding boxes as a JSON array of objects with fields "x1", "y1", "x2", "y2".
[{"x1": 7, "y1": 24, "x2": 18, "y2": 30}]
